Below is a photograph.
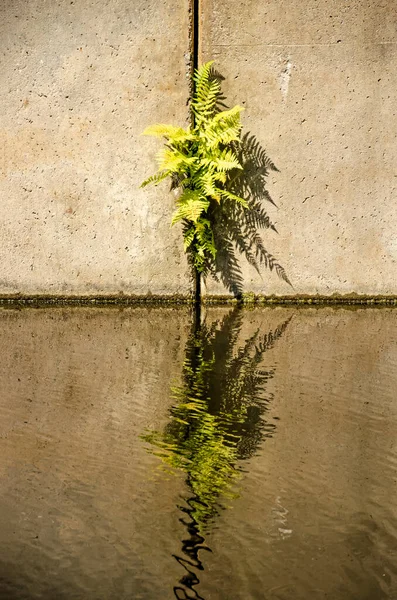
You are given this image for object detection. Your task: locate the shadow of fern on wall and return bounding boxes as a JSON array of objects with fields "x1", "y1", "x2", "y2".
[
  {"x1": 208, "y1": 130, "x2": 291, "y2": 296},
  {"x1": 195, "y1": 65, "x2": 291, "y2": 296}
]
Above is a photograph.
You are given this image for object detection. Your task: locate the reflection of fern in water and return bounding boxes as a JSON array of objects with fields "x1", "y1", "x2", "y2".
[{"x1": 142, "y1": 309, "x2": 291, "y2": 599}]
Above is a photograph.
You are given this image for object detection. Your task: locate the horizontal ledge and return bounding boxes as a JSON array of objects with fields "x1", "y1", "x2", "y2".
[
  {"x1": 203, "y1": 294, "x2": 397, "y2": 307},
  {"x1": 0, "y1": 294, "x2": 395, "y2": 308},
  {"x1": 0, "y1": 295, "x2": 192, "y2": 308}
]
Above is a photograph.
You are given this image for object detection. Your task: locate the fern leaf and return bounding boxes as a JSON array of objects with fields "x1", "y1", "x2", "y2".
[
  {"x1": 199, "y1": 171, "x2": 221, "y2": 201},
  {"x1": 193, "y1": 61, "x2": 214, "y2": 91},
  {"x1": 219, "y1": 188, "x2": 248, "y2": 207},
  {"x1": 212, "y1": 105, "x2": 244, "y2": 125},
  {"x1": 142, "y1": 124, "x2": 191, "y2": 141},
  {"x1": 198, "y1": 150, "x2": 241, "y2": 173},
  {"x1": 192, "y1": 61, "x2": 221, "y2": 123},
  {"x1": 171, "y1": 190, "x2": 210, "y2": 225},
  {"x1": 195, "y1": 219, "x2": 216, "y2": 260},
  {"x1": 214, "y1": 171, "x2": 227, "y2": 184},
  {"x1": 214, "y1": 149, "x2": 242, "y2": 172},
  {"x1": 204, "y1": 107, "x2": 244, "y2": 147},
  {"x1": 140, "y1": 170, "x2": 171, "y2": 188},
  {"x1": 183, "y1": 226, "x2": 196, "y2": 250},
  {"x1": 157, "y1": 149, "x2": 197, "y2": 172}
]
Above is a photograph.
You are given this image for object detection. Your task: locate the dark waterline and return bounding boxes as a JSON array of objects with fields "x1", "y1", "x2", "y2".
[{"x1": 0, "y1": 307, "x2": 395, "y2": 599}]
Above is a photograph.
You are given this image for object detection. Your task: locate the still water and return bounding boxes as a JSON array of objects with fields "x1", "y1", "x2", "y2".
[{"x1": 0, "y1": 307, "x2": 395, "y2": 599}]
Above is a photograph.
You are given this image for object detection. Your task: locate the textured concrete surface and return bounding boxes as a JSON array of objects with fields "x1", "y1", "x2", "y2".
[
  {"x1": 1, "y1": 1, "x2": 396, "y2": 297},
  {"x1": 0, "y1": 0, "x2": 191, "y2": 295},
  {"x1": 200, "y1": 0, "x2": 397, "y2": 296}
]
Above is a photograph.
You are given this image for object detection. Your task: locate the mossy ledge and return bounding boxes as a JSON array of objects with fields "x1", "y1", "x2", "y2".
[
  {"x1": 0, "y1": 294, "x2": 396, "y2": 309},
  {"x1": 0, "y1": 294, "x2": 192, "y2": 309},
  {"x1": 203, "y1": 294, "x2": 397, "y2": 307}
]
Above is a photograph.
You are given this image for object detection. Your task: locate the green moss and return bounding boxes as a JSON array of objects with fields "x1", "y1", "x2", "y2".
[
  {"x1": 0, "y1": 294, "x2": 395, "y2": 309},
  {"x1": 202, "y1": 294, "x2": 397, "y2": 307},
  {"x1": 0, "y1": 294, "x2": 193, "y2": 309}
]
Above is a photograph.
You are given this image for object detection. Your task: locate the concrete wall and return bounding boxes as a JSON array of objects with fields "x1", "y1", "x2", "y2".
[
  {"x1": 200, "y1": 0, "x2": 397, "y2": 296},
  {"x1": 0, "y1": 0, "x2": 191, "y2": 295},
  {"x1": 0, "y1": 0, "x2": 396, "y2": 297}
]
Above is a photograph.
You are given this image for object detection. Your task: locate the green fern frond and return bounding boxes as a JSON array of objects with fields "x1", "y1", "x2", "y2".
[
  {"x1": 140, "y1": 60, "x2": 289, "y2": 287},
  {"x1": 183, "y1": 226, "x2": 196, "y2": 251},
  {"x1": 204, "y1": 107, "x2": 244, "y2": 147},
  {"x1": 193, "y1": 79, "x2": 220, "y2": 112},
  {"x1": 192, "y1": 61, "x2": 214, "y2": 92},
  {"x1": 219, "y1": 188, "x2": 248, "y2": 207},
  {"x1": 143, "y1": 124, "x2": 191, "y2": 140},
  {"x1": 140, "y1": 170, "x2": 171, "y2": 188},
  {"x1": 214, "y1": 171, "x2": 227, "y2": 184},
  {"x1": 198, "y1": 171, "x2": 221, "y2": 201},
  {"x1": 195, "y1": 219, "x2": 216, "y2": 260},
  {"x1": 212, "y1": 105, "x2": 244, "y2": 125},
  {"x1": 213, "y1": 149, "x2": 242, "y2": 172},
  {"x1": 157, "y1": 149, "x2": 197, "y2": 173},
  {"x1": 192, "y1": 61, "x2": 221, "y2": 123},
  {"x1": 171, "y1": 190, "x2": 210, "y2": 225},
  {"x1": 198, "y1": 149, "x2": 241, "y2": 173}
]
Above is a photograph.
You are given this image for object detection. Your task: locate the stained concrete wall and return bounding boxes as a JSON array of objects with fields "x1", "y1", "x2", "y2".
[
  {"x1": 0, "y1": 0, "x2": 191, "y2": 295},
  {"x1": 1, "y1": 0, "x2": 396, "y2": 297},
  {"x1": 200, "y1": 0, "x2": 397, "y2": 296}
]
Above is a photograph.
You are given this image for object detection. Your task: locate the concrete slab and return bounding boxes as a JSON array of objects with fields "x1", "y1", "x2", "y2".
[
  {"x1": 200, "y1": 0, "x2": 397, "y2": 296},
  {"x1": 0, "y1": 0, "x2": 192, "y2": 295}
]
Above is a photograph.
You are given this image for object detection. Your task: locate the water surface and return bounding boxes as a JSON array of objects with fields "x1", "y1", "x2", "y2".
[{"x1": 0, "y1": 307, "x2": 395, "y2": 599}]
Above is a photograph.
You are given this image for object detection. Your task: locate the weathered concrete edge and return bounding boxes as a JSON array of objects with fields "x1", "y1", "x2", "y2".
[
  {"x1": 203, "y1": 294, "x2": 397, "y2": 307},
  {"x1": 0, "y1": 294, "x2": 396, "y2": 308},
  {"x1": 0, "y1": 295, "x2": 193, "y2": 308}
]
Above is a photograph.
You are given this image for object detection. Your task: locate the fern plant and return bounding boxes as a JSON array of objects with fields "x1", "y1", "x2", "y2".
[{"x1": 141, "y1": 61, "x2": 247, "y2": 273}]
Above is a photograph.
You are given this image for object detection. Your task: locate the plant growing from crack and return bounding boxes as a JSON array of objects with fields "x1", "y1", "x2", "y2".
[{"x1": 141, "y1": 61, "x2": 290, "y2": 292}]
